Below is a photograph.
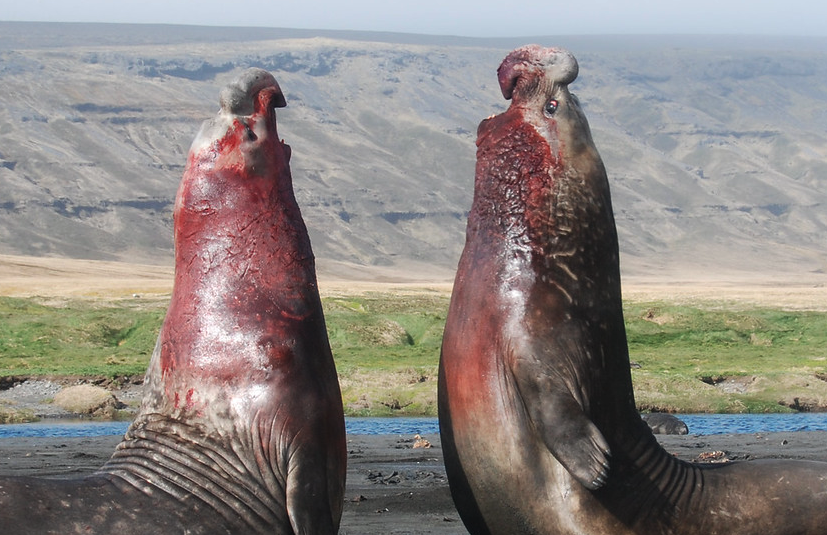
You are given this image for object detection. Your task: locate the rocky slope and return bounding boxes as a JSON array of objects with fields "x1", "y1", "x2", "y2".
[{"x1": 1, "y1": 23, "x2": 826, "y2": 281}]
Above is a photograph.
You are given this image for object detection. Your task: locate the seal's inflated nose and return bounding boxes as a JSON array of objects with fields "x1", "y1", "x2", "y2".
[
  {"x1": 219, "y1": 67, "x2": 286, "y2": 115},
  {"x1": 497, "y1": 45, "x2": 579, "y2": 100}
]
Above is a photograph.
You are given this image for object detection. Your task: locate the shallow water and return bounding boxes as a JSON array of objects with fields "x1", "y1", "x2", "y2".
[
  {"x1": 679, "y1": 413, "x2": 827, "y2": 435},
  {"x1": 0, "y1": 417, "x2": 441, "y2": 439},
  {"x1": 1, "y1": 414, "x2": 827, "y2": 439}
]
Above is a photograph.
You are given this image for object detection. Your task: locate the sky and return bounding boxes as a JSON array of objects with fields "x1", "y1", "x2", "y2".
[{"x1": 3, "y1": 0, "x2": 826, "y2": 38}]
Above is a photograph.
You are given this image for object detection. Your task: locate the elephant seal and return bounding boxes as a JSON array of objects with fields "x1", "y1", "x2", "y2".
[
  {"x1": 438, "y1": 45, "x2": 827, "y2": 535},
  {"x1": 642, "y1": 413, "x2": 689, "y2": 435},
  {"x1": 0, "y1": 68, "x2": 346, "y2": 534}
]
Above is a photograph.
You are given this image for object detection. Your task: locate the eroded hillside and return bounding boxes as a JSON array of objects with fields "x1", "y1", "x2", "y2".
[{"x1": 1, "y1": 23, "x2": 825, "y2": 281}]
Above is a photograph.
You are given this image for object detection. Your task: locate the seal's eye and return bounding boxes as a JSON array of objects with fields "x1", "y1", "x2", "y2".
[
  {"x1": 544, "y1": 99, "x2": 559, "y2": 116},
  {"x1": 244, "y1": 123, "x2": 257, "y2": 141}
]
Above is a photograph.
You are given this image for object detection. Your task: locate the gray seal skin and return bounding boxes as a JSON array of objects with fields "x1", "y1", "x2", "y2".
[
  {"x1": 438, "y1": 45, "x2": 827, "y2": 535},
  {"x1": 0, "y1": 68, "x2": 346, "y2": 534},
  {"x1": 642, "y1": 413, "x2": 689, "y2": 435}
]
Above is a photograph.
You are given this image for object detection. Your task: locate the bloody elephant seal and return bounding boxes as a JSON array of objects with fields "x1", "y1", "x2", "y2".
[
  {"x1": 438, "y1": 45, "x2": 827, "y2": 535},
  {"x1": 0, "y1": 68, "x2": 346, "y2": 535}
]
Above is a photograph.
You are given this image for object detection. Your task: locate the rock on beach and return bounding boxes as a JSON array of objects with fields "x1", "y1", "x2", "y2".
[
  {"x1": 52, "y1": 384, "x2": 123, "y2": 417},
  {"x1": 0, "y1": 378, "x2": 140, "y2": 420}
]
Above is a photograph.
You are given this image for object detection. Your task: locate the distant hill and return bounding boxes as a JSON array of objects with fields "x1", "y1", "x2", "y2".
[{"x1": 1, "y1": 22, "x2": 825, "y2": 282}]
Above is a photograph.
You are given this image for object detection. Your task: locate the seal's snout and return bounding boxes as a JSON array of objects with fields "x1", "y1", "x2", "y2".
[
  {"x1": 186, "y1": 67, "x2": 291, "y2": 183},
  {"x1": 497, "y1": 45, "x2": 579, "y2": 100},
  {"x1": 219, "y1": 68, "x2": 287, "y2": 116}
]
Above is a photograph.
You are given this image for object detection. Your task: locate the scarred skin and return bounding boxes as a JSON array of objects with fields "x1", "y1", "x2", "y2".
[
  {"x1": 438, "y1": 45, "x2": 827, "y2": 535},
  {"x1": 0, "y1": 68, "x2": 346, "y2": 535}
]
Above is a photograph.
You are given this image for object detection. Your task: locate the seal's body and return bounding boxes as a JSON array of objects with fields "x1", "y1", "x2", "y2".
[
  {"x1": 642, "y1": 413, "x2": 689, "y2": 435},
  {"x1": 438, "y1": 45, "x2": 827, "y2": 535},
  {"x1": 0, "y1": 69, "x2": 346, "y2": 535}
]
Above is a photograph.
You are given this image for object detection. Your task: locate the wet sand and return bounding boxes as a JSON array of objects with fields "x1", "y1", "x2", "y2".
[{"x1": 2, "y1": 431, "x2": 827, "y2": 534}]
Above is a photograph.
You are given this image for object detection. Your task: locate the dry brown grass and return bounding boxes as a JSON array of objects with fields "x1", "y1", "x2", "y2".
[{"x1": 3, "y1": 254, "x2": 826, "y2": 311}]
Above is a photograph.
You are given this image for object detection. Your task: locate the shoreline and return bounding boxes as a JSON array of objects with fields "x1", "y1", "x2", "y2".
[{"x1": 2, "y1": 431, "x2": 827, "y2": 534}]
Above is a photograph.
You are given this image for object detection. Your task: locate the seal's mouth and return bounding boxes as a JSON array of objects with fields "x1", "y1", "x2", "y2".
[
  {"x1": 189, "y1": 68, "x2": 290, "y2": 165},
  {"x1": 219, "y1": 68, "x2": 286, "y2": 116},
  {"x1": 219, "y1": 68, "x2": 287, "y2": 149}
]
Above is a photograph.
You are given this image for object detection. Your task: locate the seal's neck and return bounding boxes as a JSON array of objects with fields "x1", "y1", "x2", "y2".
[
  {"x1": 176, "y1": 155, "x2": 315, "y2": 297},
  {"x1": 148, "y1": 155, "x2": 322, "y2": 398},
  {"x1": 471, "y1": 108, "x2": 620, "y2": 306},
  {"x1": 102, "y1": 413, "x2": 286, "y2": 534}
]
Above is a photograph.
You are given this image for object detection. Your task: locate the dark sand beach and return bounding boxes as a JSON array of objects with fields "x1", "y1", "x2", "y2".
[{"x1": 2, "y1": 431, "x2": 827, "y2": 534}]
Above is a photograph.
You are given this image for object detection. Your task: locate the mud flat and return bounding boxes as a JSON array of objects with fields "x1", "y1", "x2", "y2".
[{"x1": 2, "y1": 431, "x2": 827, "y2": 534}]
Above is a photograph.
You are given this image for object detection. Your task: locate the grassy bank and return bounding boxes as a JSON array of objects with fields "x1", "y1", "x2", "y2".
[
  {"x1": 626, "y1": 302, "x2": 827, "y2": 413},
  {"x1": 0, "y1": 297, "x2": 164, "y2": 376},
  {"x1": 1, "y1": 294, "x2": 826, "y2": 417}
]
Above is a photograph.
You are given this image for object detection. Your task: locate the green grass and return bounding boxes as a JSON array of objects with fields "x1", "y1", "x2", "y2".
[
  {"x1": 626, "y1": 304, "x2": 827, "y2": 374},
  {"x1": 323, "y1": 293, "x2": 448, "y2": 416},
  {"x1": 1, "y1": 294, "x2": 826, "y2": 416},
  {"x1": 625, "y1": 303, "x2": 827, "y2": 413},
  {"x1": 0, "y1": 296, "x2": 165, "y2": 376}
]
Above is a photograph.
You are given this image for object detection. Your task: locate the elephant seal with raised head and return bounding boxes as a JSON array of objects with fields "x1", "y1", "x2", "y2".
[
  {"x1": 0, "y1": 68, "x2": 346, "y2": 534},
  {"x1": 438, "y1": 45, "x2": 827, "y2": 535}
]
